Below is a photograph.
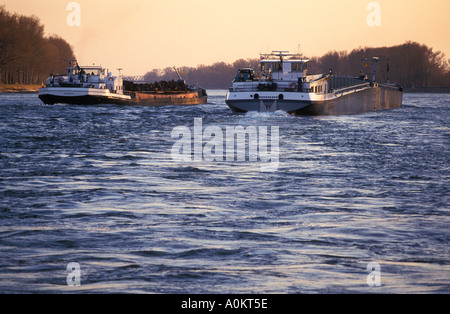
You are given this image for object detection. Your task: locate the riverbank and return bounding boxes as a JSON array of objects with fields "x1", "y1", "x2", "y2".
[
  {"x1": 0, "y1": 84, "x2": 40, "y2": 93},
  {"x1": 2, "y1": 84, "x2": 450, "y2": 94}
]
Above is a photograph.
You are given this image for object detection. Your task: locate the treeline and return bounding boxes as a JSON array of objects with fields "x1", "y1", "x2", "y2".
[
  {"x1": 0, "y1": 5, "x2": 75, "y2": 85},
  {"x1": 142, "y1": 59, "x2": 260, "y2": 89},
  {"x1": 309, "y1": 41, "x2": 450, "y2": 89},
  {"x1": 142, "y1": 41, "x2": 450, "y2": 89}
]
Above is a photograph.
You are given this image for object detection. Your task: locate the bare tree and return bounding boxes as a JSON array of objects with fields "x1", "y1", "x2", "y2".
[
  {"x1": 140, "y1": 41, "x2": 450, "y2": 89},
  {"x1": 0, "y1": 6, "x2": 75, "y2": 85}
]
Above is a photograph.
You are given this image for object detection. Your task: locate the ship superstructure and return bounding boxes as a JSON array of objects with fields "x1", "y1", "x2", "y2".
[
  {"x1": 225, "y1": 51, "x2": 402, "y2": 115},
  {"x1": 38, "y1": 61, "x2": 207, "y2": 106},
  {"x1": 39, "y1": 61, "x2": 131, "y2": 105}
]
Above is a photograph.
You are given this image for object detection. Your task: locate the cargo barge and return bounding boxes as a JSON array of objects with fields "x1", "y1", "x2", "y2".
[
  {"x1": 38, "y1": 61, "x2": 207, "y2": 106},
  {"x1": 225, "y1": 51, "x2": 402, "y2": 115},
  {"x1": 123, "y1": 78, "x2": 207, "y2": 106}
]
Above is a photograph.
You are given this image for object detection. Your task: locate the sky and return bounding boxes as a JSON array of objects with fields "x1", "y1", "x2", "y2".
[{"x1": 2, "y1": 0, "x2": 450, "y2": 76}]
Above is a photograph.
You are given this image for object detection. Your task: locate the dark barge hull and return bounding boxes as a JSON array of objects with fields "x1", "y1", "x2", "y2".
[
  {"x1": 293, "y1": 83, "x2": 403, "y2": 115},
  {"x1": 38, "y1": 94, "x2": 131, "y2": 105},
  {"x1": 39, "y1": 89, "x2": 207, "y2": 106},
  {"x1": 227, "y1": 83, "x2": 402, "y2": 115}
]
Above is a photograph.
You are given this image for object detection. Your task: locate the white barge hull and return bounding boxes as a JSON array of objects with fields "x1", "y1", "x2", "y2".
[{"x1": 38, "y1": 87, "x2": 132, "y2": 105}]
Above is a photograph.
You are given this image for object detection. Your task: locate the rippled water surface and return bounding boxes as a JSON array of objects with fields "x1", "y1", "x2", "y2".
[{"x1": 0, "y1": 91, "x2": 448, "y2": 293}]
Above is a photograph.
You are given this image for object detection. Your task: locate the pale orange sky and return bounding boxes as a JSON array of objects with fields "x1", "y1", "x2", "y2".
[{"x1": 2, "y1": 0, "x2": 450, "y2": 76}]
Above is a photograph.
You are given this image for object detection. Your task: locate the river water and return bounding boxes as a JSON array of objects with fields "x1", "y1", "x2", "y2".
[{"x1": 0, "y1": 91, "x2": 448, "y2": 294}]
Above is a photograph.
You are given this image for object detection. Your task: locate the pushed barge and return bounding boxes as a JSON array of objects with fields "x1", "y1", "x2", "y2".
[
  {"x1": 225, "y1": 51, "x2": 402, "y2": 115},
  {"x1": 38, "y1": 61, "x2": 207, "y2": 106}
]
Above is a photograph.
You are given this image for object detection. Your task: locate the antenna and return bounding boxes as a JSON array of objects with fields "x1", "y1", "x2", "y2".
[
  {"x1": 361, "y1": 56, "x2": 389, "y2": 82},
  {"x1": 64, "y1": 59, "x2": 78, "y2": 68}
]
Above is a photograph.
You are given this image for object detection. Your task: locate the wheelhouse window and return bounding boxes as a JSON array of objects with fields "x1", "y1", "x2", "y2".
[
  {"x1": 291, "y1": 62, "x2": 307, "y2": 71},
  {"x1": 261, "y1": 62, "x2": 273, "y2": 72},
  {"x1": 261, "y1": 62, "x2": 282, "y2": 72}
]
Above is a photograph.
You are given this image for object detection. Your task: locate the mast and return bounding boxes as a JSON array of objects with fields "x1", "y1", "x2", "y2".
[
  {"x1": 173, "y1": 66, "x2": 183, "y2": 80},
  {"x1": 172, "y1": 66, "x2": 186, "y2": 85},
  {"x1": 372, "y1": 57, "x2": 379, "y2": 83},
  {"x1": 362, "y1": 57, "x2": 389, "y2": 83}
]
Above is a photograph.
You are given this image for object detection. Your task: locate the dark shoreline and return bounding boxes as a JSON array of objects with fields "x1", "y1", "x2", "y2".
[
  {"x1": 0, "y1": 90, "x2": 38, "y2": 94},
  {"x1": 0, "y1": 84, "x2": 41, "y2": 94},
  {"x1": 2, "y1": 86, "x2": 450, "y2": 94}
]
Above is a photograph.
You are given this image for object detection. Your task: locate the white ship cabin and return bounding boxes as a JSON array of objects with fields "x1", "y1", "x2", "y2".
[
  {"x1": 231, "y1": 51, "x2": 329, "y2": 94},
  {"x1": 45, "y1": 61, "x2": 125, "y2": 94}
]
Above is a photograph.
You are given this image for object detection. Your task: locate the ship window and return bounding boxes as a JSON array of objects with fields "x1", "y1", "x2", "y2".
[
  {"x1": 291, "y1": 62, "x2": 306, "y2": 71},
  {"x1": 261, "y1": 63, "x2": 266, "y2": 71},
  {"x1": 261, "y1": 63, "x2": 273, "y2": 71},
  {"x1": 261, "y1": 62, "x2": 282, "y2": 71}
]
